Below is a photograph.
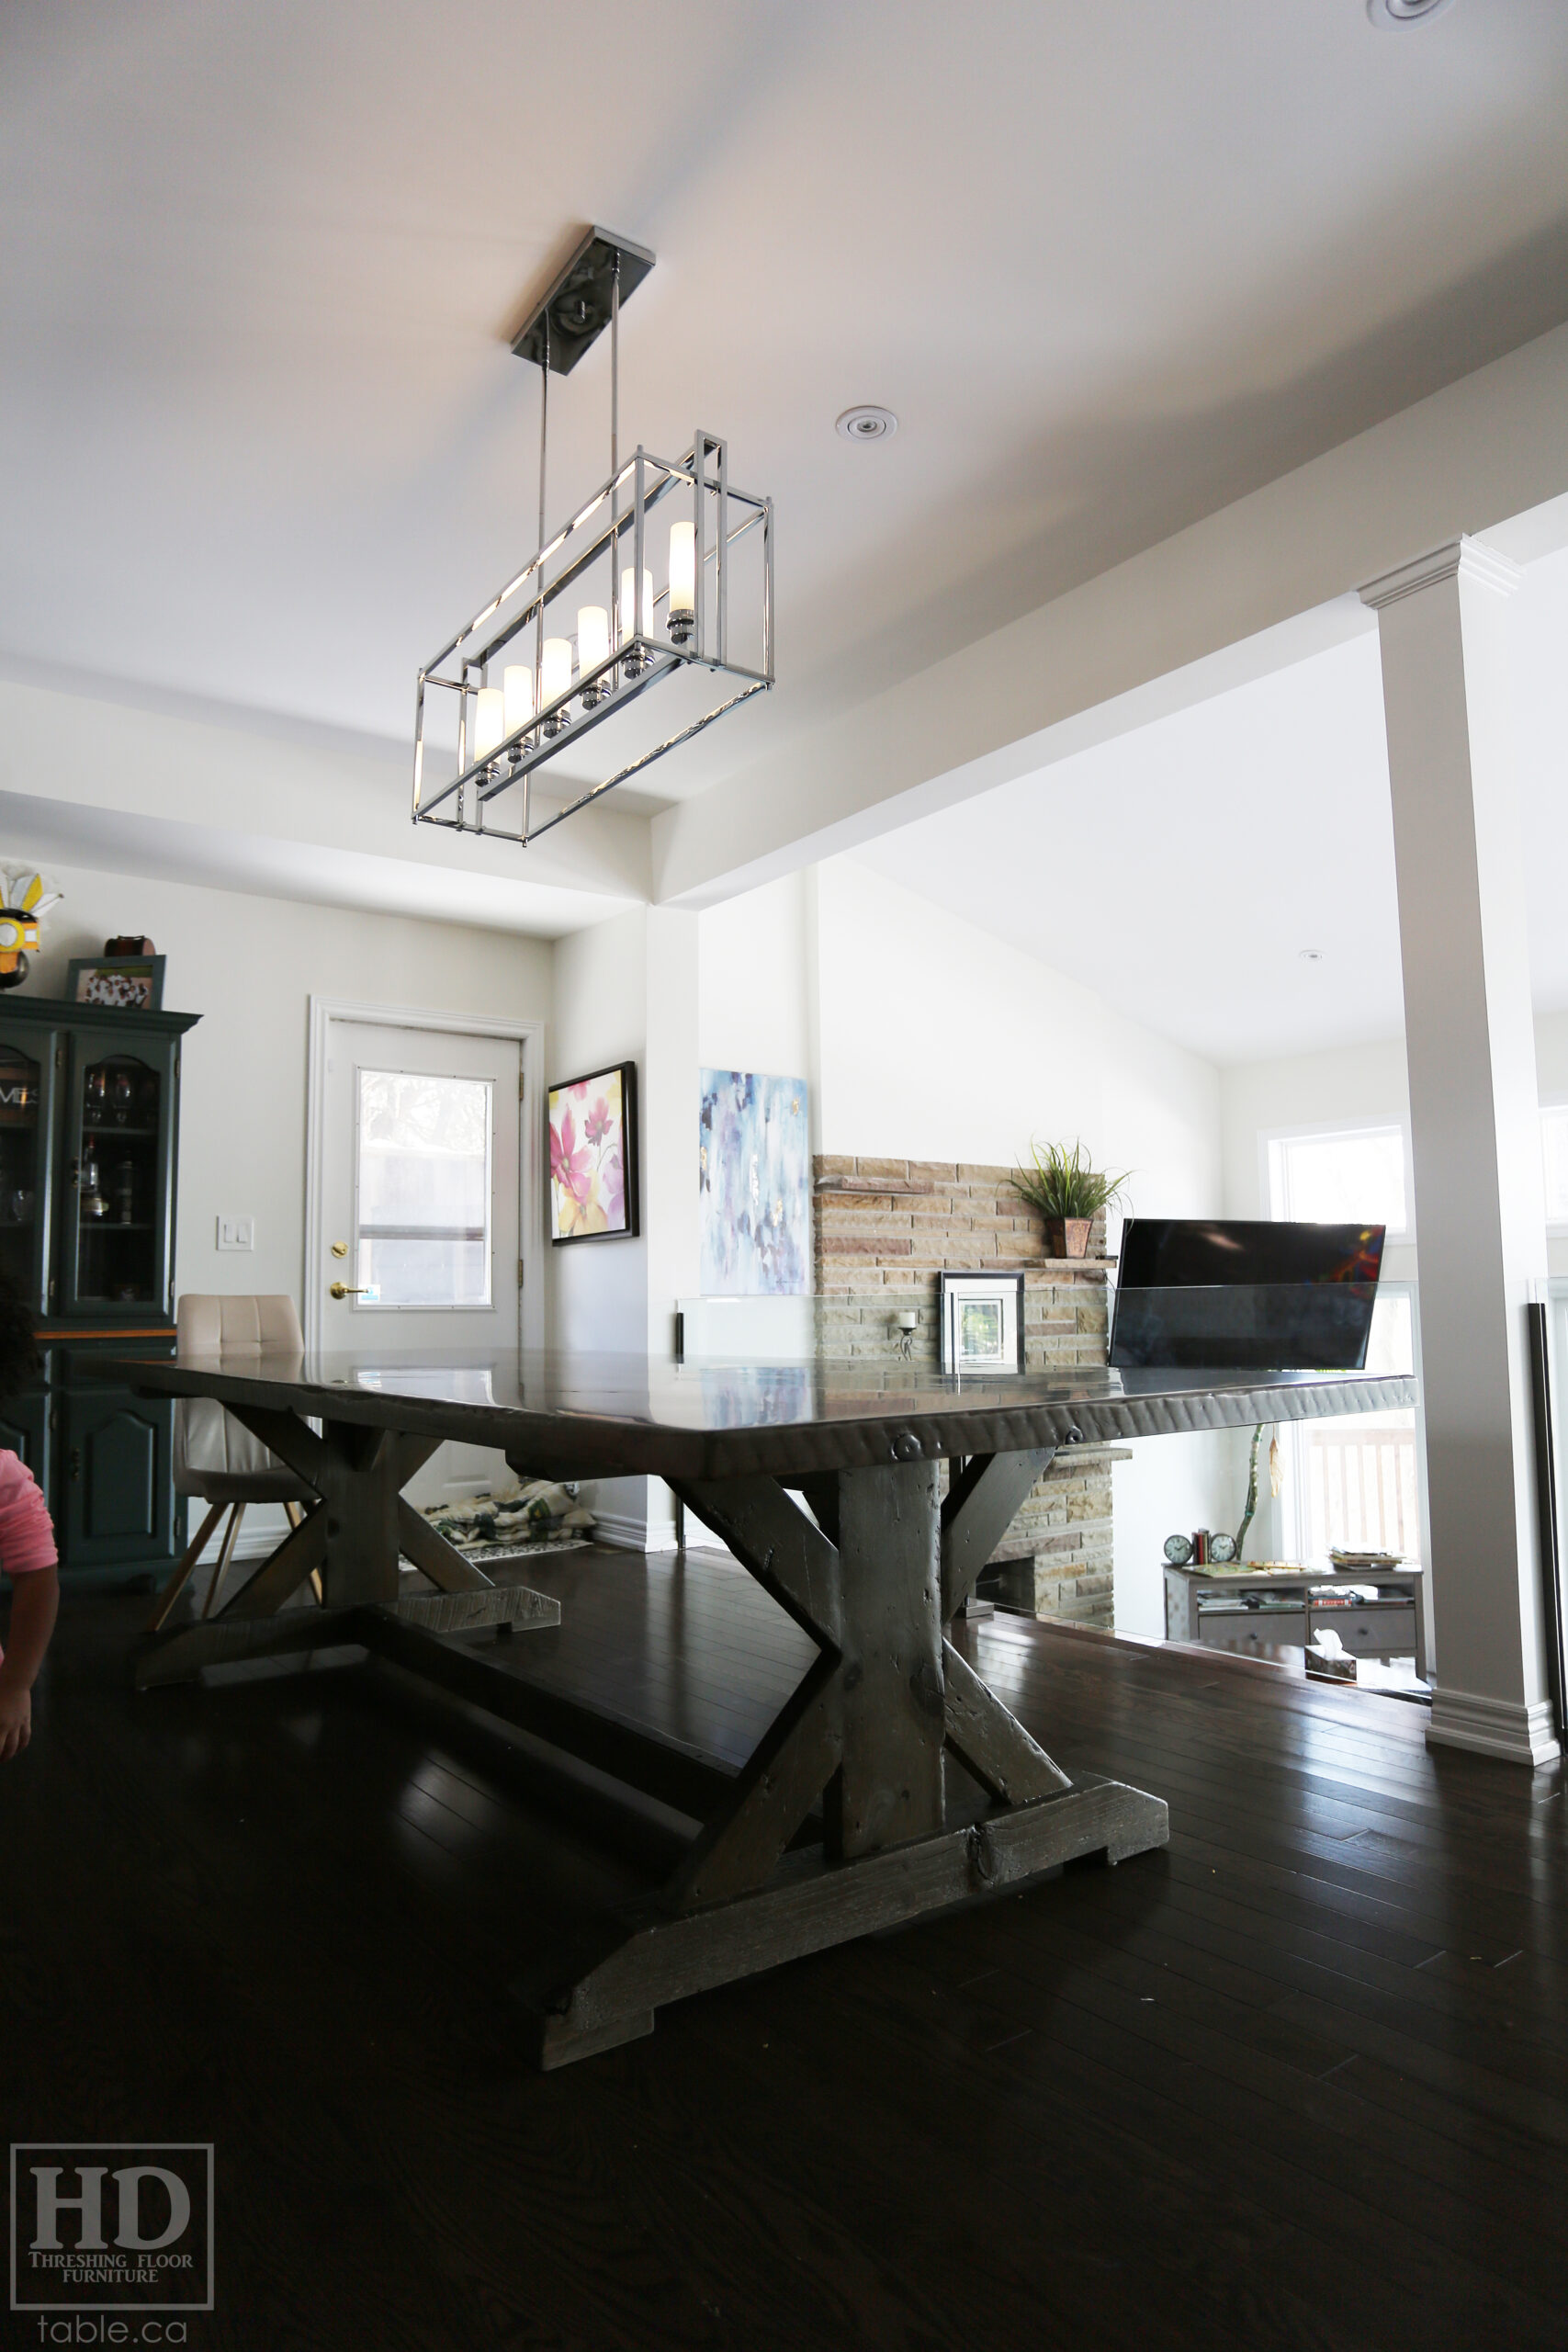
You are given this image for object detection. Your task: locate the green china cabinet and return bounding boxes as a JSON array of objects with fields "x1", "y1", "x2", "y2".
[{"x1": 0, "y1": 994, "x2": 199, "y2": 1589}]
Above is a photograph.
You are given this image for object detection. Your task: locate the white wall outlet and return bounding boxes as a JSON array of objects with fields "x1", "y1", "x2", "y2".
[{"x1": 217, "y1": 1215, "x2": 254, "y2": 1251}]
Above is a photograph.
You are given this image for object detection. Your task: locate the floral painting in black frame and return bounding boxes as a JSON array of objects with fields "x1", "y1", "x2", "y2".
[{"x1": 548, "y1": 1060, "x2": 638, "y2": 1243}]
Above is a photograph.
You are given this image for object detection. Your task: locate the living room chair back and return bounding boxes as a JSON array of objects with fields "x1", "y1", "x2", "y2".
[{"x1": 146, "y1": 1295, "x2": 317, "y2": 1630}]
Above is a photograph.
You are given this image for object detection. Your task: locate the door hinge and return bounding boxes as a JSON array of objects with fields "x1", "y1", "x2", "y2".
[
  {"x1": 48, "y1": 1278, "x2": 55, "y2": 1300},
  {"x1": 519, "y1": 1071, "x2": 526, "y2": 1102},
  {"x1": 518, "y1": 1260, "x2": 525, "y2": 1288},
  {"x1": 55, "y1": 1046, "x2": 64, "y2": 1070}
]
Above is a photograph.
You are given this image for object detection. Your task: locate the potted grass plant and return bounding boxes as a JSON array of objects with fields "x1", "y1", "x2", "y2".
[{"x1": 1010, "y1": 1139, "x2": 1128, "y2": 1260}]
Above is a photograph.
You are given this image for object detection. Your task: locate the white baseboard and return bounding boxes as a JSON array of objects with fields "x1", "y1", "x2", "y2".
[
  {"x1": 1427, "y1": 1686, "x2": 1562, "y2": 1768},
  {"x1": 592, "y1": 1509, "x2": 678, "y2": 1554}
]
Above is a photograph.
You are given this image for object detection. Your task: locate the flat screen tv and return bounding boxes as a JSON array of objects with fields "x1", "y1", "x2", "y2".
[{"x1": 1108, "y1": 1218, "x2": 1385, "y2": 1371}]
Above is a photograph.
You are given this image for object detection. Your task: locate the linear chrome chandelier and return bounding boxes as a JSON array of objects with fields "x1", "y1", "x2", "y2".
[{"x1": 412, "y1": 227, "x2": 774, "y2": 846}]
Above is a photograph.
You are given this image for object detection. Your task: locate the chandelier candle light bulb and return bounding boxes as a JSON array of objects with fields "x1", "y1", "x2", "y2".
[
  {"x1": 621, "y1": 564, "x2": 653, "y2": 650},
  {"x1": 472, "y1": 685, "x2": 505, "y2": 763},
  {"x1": 668, "y1": 520, "x2": 695, "y2": 645},
  {"x1": 577, "y1": 605, "x2": 610, "y2": 705},
  {"x1": 540, "y1": 636, "x2": 573, "y2": 731},
  {"x1": 502, "y1": 663, "x2": 535, "y2": 741}
]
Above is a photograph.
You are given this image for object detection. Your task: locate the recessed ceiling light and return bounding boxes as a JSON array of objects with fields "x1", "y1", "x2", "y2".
[
  {"x1": 837, "y1": 406, "x2": 898, "y2": 443},
  {"x1": 1299, "y1": 948, "x2": 1325, "y2": 963},
  {"x1": 1367, "y1": 0, "x2": 1454, "y2": 26}
]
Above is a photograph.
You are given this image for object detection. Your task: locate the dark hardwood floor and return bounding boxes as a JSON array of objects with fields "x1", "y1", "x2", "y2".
[{"x1": 5, "y1": 1545, "x2": 1567, "y2": 2352}]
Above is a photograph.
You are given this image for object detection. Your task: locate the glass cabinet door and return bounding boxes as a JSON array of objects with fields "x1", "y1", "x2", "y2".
[
  {"x1": 0, "y1": 1027, "x2": 56, "y2": 1316},
  {"x1": 62, "y1": 1033, "x2": 177, "y2": 1317}
]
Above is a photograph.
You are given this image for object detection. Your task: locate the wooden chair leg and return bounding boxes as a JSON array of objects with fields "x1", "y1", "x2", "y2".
[
  {"x1": 146, "y1": 1501, "x2": 226, "y2": 1634},
  {"x1": 202, "y1": 1503, "x2": 246, "y2": 1619}
]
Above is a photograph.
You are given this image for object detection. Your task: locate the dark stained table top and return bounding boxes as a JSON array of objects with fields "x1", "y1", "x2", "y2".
[{"x1": 113, "y1": 1348, "x2": 1417, "y2": 1484}]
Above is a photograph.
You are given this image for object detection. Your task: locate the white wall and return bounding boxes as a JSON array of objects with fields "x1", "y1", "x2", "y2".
[
  {"x1": 697, "y1": 871, "x2": 812, "y2": 1085},
  {"x1": 549, "y1": 903, "x2": 701, "y2": 1547},
  {"x1": 809, "y1": 855, "x2": 1232, "y2": 1639},
  {"x1": 551, "y1": 908, "x2": 654, "y2": 1360},
  {"x1": 19, "y1": 859, "x2": 552, "y2": 1312}
]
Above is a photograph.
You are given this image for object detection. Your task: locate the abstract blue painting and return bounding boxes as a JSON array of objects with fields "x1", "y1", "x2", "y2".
[{"x1": 699, "y1": 1069, "x2": 810, "y2": 1295}]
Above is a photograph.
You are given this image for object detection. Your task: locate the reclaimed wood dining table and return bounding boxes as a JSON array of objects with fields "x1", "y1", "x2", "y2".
[{"x1": 113, "y1": 1344, "x2": 1415, "y2": 2066}]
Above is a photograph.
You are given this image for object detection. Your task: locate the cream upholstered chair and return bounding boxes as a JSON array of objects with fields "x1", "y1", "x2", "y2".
[{"x1": 146, "y1": 1295, "x2": 319, "y2": 1631}]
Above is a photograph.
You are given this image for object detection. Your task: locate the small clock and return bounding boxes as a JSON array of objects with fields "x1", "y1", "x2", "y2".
[
  {"x1": 1208, "y1": 1532, "x2": 1238, "y2": 1565},
  {"x1": 1163, "y1": 1532, "x2": 1193, "y2": 1566}
]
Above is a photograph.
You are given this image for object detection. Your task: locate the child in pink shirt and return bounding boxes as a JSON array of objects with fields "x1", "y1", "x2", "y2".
[{"x1": 0, "y1": 1275, "x2": 57, "y2": 1761}]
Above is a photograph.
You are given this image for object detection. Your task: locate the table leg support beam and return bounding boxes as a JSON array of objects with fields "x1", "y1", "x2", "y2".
[{"x1": 525, "y1": 1776, "x2": 1169, "y2": 2070}]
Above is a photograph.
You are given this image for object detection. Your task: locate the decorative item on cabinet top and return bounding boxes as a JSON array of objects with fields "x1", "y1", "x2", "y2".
[
  {"x1": 0, "y1": 868, "x2": 62, "y2": 993},
  {"x1": 67, "y1": 952, "x2": 165, "y2": 1011}
]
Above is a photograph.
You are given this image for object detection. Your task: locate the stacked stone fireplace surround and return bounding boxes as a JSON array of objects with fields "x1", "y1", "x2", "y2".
[{"x1": 813, "y1": 1156, "x2": 1127, "y2": 1628}]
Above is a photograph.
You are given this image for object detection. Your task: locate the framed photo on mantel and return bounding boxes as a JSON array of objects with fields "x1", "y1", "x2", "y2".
[
  {"x1": 939, "y1": 1271, "x2": 1026, "y2": 1375},
  {"x1": 547, "y1": 1060, "x2": 638, "y2": 1243}
]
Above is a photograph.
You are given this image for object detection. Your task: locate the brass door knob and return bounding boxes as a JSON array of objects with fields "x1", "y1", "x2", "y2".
[{"x1": 329, "y1": 1282, "x2": 369, "y2": 1300}]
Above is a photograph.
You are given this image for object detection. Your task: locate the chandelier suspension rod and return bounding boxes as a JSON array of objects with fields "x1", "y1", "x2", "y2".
[{"x1": 527, "y1": 309, "x2": 550, "y2": 837}]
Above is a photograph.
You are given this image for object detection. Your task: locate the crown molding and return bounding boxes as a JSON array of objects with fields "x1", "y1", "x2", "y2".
[{"x1": 1359, "y1": 535, "x2": 1522, "y2": 612}]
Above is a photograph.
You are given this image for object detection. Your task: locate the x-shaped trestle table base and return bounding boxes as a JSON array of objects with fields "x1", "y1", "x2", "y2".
[
  {"x1": 136, "y1": 1414, "x2": 1168, "y2": 2068},
  {"x1": 135, "y1": 1405, "x2": 561, "y2": 1691},
  {"x1": 518, "y1": 1446, "x2": 1168, "y2": 2067}
]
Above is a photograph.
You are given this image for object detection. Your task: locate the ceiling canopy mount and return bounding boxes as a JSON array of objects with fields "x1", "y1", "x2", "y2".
[{"x1": 510, "y1": 225, "x2": 657, "y2": 376}]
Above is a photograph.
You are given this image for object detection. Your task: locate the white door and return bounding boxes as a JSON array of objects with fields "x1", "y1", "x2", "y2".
[{"x1": 318, "y1": 1020, "x2": 522, "y2": 1510}]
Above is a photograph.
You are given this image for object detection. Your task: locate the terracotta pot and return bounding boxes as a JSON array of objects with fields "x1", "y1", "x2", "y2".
[{"x1": 1043, "y1": 1216, "x2": 1093, "y2": 1260}]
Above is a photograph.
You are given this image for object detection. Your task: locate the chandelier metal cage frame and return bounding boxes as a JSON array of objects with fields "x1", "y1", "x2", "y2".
[{"x1": 412, "y1": 226, "x2": 773, "y2": 848}]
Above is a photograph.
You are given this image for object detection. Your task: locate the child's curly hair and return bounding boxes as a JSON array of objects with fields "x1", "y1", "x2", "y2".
[{"x1": 0, "y1": 1271, "x2": 39, "y2": 1400}]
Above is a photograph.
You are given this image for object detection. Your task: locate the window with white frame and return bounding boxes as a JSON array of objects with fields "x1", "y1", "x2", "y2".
[
  {"x1": 1266, "y1": 1122, "x2": 1420, "y2": 1566},
  {"x1": 1541, "y1": 1105, "x2": 1568, "y2": 1227},
  {"x1": 1267, "y1": 1122, "x2": 1408, "y2": 1236}
]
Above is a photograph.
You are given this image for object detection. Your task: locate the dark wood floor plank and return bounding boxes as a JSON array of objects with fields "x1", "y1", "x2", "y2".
[{"x1": 6, "y1": 1555, "x2": 1567, "y2": 2352}]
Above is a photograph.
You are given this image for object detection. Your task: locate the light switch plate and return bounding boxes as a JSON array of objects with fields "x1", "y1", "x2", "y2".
[{"x1": 217, "y1": 1215, "x2": 254, "y2": 1252}]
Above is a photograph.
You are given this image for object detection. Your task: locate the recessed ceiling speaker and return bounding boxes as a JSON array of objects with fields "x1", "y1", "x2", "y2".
[
  {"x1": 1367, "y1": 0, "x2": 1455, "y2": 25},
  {"x1": 836, "y1": 407, "x2": 898, "y2": 442}
]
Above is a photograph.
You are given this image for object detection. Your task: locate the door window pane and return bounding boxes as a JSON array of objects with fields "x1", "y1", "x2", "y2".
[{"x1": 355, "y1": 1069, "x2": 492, "y2": 1307}]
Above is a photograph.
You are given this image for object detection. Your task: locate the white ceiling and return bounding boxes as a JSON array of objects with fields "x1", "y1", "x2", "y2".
[
  {"x1": 854, "y1": 539, "x2": 1568, "y2": 1067},
  {"x1": 4, "y1": 0, "x2": 1568, "y2": 812}
]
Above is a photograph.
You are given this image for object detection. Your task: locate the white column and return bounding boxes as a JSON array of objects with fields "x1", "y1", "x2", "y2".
[{"x1": 1360, "y1": 537, "x2": 1557, "y2": 1767}]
